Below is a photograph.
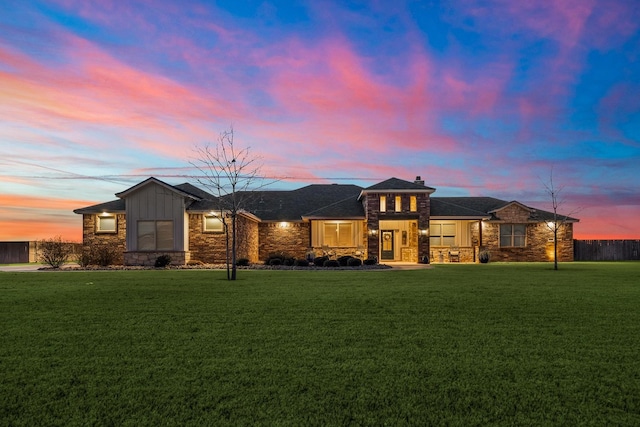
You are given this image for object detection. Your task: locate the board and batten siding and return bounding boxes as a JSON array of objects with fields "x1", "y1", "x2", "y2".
[{"x1": 125, "y1": 182, "x2": 189, "y2": 251}]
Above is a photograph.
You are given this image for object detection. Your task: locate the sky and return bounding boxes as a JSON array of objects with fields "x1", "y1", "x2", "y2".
[{"x1": 1, "y1": 0, "x2": 639, "y2": 242}]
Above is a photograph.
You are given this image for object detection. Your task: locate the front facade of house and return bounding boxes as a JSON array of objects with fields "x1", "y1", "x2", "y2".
[{"x1": 74, "y1": 176, "x2": 578, "y2": 265}]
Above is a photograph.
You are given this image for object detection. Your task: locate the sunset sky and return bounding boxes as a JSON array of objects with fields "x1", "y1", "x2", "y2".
[{"x1": 1, "y1": 0, "x2": 639, "y2": 242}]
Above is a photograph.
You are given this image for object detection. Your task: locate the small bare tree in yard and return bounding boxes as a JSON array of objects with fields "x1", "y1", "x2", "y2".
[
  {"x1": 191, "y1": 126, "x2": 274, "y2": 280},
  {"x1": 542, "y1": 169, "x2": 580, "y2": 271},
  {"x1": 38, "y1": 236, "x2": 74, "y2": 268}
]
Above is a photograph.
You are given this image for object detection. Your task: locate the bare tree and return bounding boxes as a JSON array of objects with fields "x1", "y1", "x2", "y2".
[
  {"x1": 542, "y1": 168, "x2": 580, "y2": 270},
  {"x1": 191, "y1": 126, "x2": 274, "y2": 280}
]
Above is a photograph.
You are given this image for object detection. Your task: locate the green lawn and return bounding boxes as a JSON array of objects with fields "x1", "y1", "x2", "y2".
[{"x1": 1, "y1": 263, "x2": 639, "y2": 426}]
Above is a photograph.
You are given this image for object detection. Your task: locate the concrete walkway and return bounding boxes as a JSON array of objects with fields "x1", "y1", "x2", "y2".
[{"x1": 0, "y1": 264, "x2": 44, "y2": 272}]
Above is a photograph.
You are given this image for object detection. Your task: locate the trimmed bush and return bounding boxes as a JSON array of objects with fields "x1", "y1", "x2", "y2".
[
  {"x1": 363, "y1": 258, "x2": 377, "y2": 266},
  {"x1": 294, "y1": 259, "x2": 310, "y2": 267},
  {"x1": 269, "y1": 258, "x2": 282, "y2": 266},
  {"x1": 337, "y1": 255, "x2": 354, "y2": 266},
  {"x1": 347, "y1": 257, "x2": 363, "y2": 267},
  {"x1": 283, "y1": 257, "x2": 295, "y2": 266},
  {"x1": 38, "y1": 236, "x2": 73, "y2": 268},
  {"x1": 313, "y1": 256, "x2": 328, "y2": 267},
  {"x1": 235, "y1": 258, "x2": 250, "y2": 266},
  {"x1": 323, "y1": 259, "x2": 340, "y2": 268},
  {"x1": 155, "y1": 255, "x2": 172, "y2": 268}
]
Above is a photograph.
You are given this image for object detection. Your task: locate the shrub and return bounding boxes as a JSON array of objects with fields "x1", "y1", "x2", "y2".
[
  {"x1": 294, "y1": 259, "x2": 310, "y2": 267},
  {"x1": 363, "y1": 258, "x2": 377, "y2": 266},
  {"x1": 313, "y1": 256, "x2": 328, "y2": 267},
  {"x1": 92, "y1": 245, "x2": 118, "y2": 266},
  {"x1": 323, "y1": 259, "x2": 340, "y2": 268},
  {"x1": 337, "y1": 255, "x2": 354, "y2": 266},
  {"x1": 265, "y1": 253, "x2": 290, "y2": 266},
  {"x1": 479, "y1": 250, "x2": 491, "y2": 264},
  {"x1": 283, "y1": 257, "x2": 295, "y2": 266},
  {"x1": 38, "y1": 236, "x2": 73, "y2": 268},
  {"x1": 235, "y1": 258, "x2": 250, "y2": 266},
  {"x1": 155, "y1": 255, "x2": 172, "y2": 268},
  {"x1": 269, "y1": 258, "x2": 282, "y2": 266},
  {"x1": 78, "y1": 249, "x2": 93, "y2": 268},
  {"x1": 347, "y1": 257, "x2": 363, "y2": 267}
]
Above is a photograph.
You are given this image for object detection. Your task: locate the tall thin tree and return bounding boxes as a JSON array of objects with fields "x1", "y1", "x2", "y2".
[
  {"x1": 191, "y1": 126, "x2": 274, "y2": 280},
  {"x1": 542, "y1": 168, "x2": 580, "y2": 270}
]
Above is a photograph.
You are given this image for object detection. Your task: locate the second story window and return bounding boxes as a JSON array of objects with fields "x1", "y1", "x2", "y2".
[
  {"x1": 395, "y1": 196, "x2": 402, "y2": 212},
  {"x1": 410, "y1": 196, "x2": 417, "y2": 212},
  {"x1": 380, "y1": 195, "x2": 386, "y2": 212}
]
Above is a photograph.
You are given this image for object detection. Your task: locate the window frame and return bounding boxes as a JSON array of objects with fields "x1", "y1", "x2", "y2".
[
  {"x1": 203, "y1": 215, "x2": 225, "y2": 233},
  {"x1": 410, "y1": 196, "x2": 417, "y2": 212},
  {"x1": 500, "y1": 224, "x2": 527, "y2": 247},
  {"x1": 395, "y1": 195, "x2": 402, "y2": 212},
  {"x1": 429, "y1": 223, "x2": 456, "y2": 246},
  {"x1": 380, "y1": 195, "x2": 386, "y2": 212},
  {"x1": 137, "y1": 220, "x2": 174, "y2": 251},
  {"x1": 96, "y1": 214, "x2": 117, "y2": 234}
]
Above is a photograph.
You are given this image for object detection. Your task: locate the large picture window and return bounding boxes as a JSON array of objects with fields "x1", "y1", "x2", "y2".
[
  {"x1": 324, "y1": 222, "x2": 353, "y2": 247},
  {"x1": 500, "y1": 224, "x2": 526, "y2": 247},
  {"x1": 96, "y1": 214, "x2": 116, "y2": 233},
  {"x1": 311, "y1": 220, "x2": 362, "y2": 247},
  {"x1": 430, "y1": 223, "x2": 456, "y2": 246},
  {"x1": 138, "y1": 220, "x2": 174, "y2": 250}
]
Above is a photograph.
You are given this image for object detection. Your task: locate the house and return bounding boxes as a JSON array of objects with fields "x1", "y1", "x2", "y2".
[{"x1": 73, "y1": 176, "x2": 578, "y2": 265}]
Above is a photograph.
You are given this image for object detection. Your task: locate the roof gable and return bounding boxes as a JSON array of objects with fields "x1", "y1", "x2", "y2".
[
  {"x1": 115, "y1": 177, "x2": 201, "y2": 200},
  {"x1": 365, "y1": 177, "x2": 436, "y2": 192}
]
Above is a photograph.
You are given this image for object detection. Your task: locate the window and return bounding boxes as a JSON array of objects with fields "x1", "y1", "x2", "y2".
[
  {"x1": 138, "y1": 220, "x2": 174, "y2": 250},
  {"x1": 430, "y1": 223, "x2": 456, "y2": 246},
  {"x1": 323, "y1": 222, "x2": 353, "y2": 246},
  {"x1": 500, "y1": 224, "x2": 526, "y2": 247},
  {"x1": 96, "y1": 214, "x2": 116, "y2": 233},
  {"x1": 395, "y1": 196, "x2": 402, "y2": 212},
  {"x1": 380, "y1": 196, "x2": 386, "y2": 212},
  {"x1": 311, "y1": 220, "x2": 361, "y2": 247},
  {"x1": 204, "y1": 215, "x2": 224, "y2": 232},
  {"x1": 410, "y1": 196, "x2": 417, "y2": 212}
]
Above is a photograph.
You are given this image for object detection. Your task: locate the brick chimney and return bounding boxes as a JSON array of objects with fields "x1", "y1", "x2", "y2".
[{"x1": 414, "y1": 176, "x2": 425, "y2": 186}]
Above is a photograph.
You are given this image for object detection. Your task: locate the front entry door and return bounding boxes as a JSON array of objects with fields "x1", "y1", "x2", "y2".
[{"x1": 380, "y1": 230, "x2": 394, "y2": 260}]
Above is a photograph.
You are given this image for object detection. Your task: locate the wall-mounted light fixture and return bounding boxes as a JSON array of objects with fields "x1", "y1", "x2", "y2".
[
  {"x1": 368, "y1": 229, "x2": 378, "y2": 236},
  {"x1": 419, "y1": 229, "x2": 428, "y2": 235},
  {"x1": 278, "y1": 222, "x2": 290, "y2": 228}
]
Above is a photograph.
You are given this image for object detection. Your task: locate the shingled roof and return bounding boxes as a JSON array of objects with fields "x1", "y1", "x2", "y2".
[{"x1": 362, "y1": 177, "x2": 436, "y2": 192}]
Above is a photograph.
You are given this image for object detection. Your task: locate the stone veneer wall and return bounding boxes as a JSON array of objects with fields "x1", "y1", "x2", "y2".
[
  {"x1": 365, "y1": 193, "x2": 431, "y2": 262},
  {"x1": 124, "y1": 251, "x2": 189, "y2": 266},
  {"x1": 188, "y1": 214, "x2": 259, "y2": 264},
  {"x1": 482, "y1": 222, "x2": 574, "y2": 262},
  {"x1": 82, "y1": 214, "x2": 127, "y2": 265},
  {"x1": 258, "y1": 222, "x2": 310, "y2": 261}
]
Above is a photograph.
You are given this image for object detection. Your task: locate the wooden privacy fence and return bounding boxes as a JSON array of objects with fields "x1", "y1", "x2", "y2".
[
  {"x1": 574, "y1": 240, "x2": 640, "y2": 261},
  {"x1": 0, "y1": 242, "x2": 34, "y2": 264}
]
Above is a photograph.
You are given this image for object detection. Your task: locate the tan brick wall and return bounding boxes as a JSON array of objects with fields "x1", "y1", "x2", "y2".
[
  {"x1": 258, "y1": 222, "x2": 310, "y2": 261},
  {"x1": 188, "y1": 214, "x2": 259, "y2": 264},
  {"x1": 82, "y1": 214, "x2": 126, "y2": 265},
  {"x1": 482, "y1": 222, "x2": 574, "y2": 262}
]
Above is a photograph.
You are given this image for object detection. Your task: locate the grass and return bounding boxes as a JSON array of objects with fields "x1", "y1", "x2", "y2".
[{"x1": 1, "y1": 263, "x2": 639, "y2": 426}]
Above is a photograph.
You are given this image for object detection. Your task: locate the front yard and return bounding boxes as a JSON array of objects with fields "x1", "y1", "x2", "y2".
[{"x1": 1, "y1": 263, "x2": 639, "y2": 425}]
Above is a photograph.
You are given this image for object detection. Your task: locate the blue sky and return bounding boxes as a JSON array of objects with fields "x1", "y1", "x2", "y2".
[{"x1": 1, "y1": 0, "x2": 639, "y2": 240}]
